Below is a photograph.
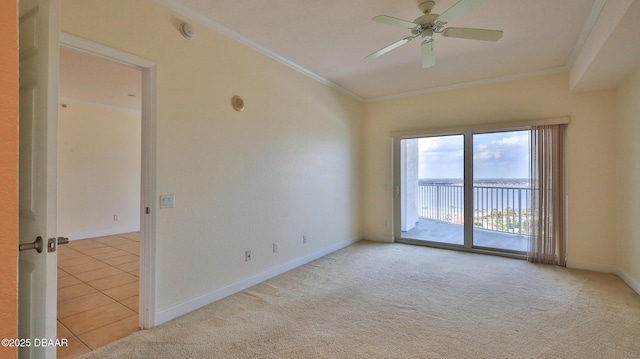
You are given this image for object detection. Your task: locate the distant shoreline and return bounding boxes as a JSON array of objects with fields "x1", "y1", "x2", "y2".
[{"x1": 419, "y1": 178, "x2": 529, "y2": 187}]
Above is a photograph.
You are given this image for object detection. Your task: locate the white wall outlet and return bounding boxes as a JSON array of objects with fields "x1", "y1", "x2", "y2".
[
  {"x1": 273, "y1": 243, "x2": 278, "y2": 253},
  {"x1": 160, "y1": 194, "x2": 175, "y2": 209},
  {"x1": 303, "y1": 235, "x2": 308, "y2": 244},
  {"x1": 245, "y1": 250, "x2": 252, "y2": 262},
  {"x1": 114, "y1": 215, "x2": 119, "y2": 221}
]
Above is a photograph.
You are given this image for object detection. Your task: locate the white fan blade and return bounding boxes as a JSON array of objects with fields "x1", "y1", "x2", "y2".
[
  {"x1": 442, "y1": 27, "x2": 503, "y2": 41},
  {"x1": 421, "y1": 40, "x2": 435, "y2": 69},
  {"x1": 365, "y1": 36, "x2": 416, "y2": 61},
  {"x1": 372, "y1": 15, "x2": 418, "y2": 29},
  {"x1": 438, "y1": 0, "x2": 485, "y2": 23}
]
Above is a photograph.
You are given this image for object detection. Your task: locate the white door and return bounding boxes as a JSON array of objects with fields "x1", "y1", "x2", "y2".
[{"x1": 18, "y1": 0, "x2": 60, "y2": 358}]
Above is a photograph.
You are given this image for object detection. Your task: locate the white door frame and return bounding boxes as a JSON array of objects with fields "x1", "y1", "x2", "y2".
[{"x1": 59, "y1": 33, "x2": 158, "y2": 329}]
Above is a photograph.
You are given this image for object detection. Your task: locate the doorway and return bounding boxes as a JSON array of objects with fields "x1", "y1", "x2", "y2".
[
  {"x1": 52, "y1": 34, "x2": 157, "y2": 358},
  {"x1": 395, "y1": 130, "x2": 530, "y2": 256},
  {"x1": 56, "y1": 47, "x2": 142, "y2": 358},
  {"x1": 17, "y1": 5, "x2": 157, "y2": 355}
]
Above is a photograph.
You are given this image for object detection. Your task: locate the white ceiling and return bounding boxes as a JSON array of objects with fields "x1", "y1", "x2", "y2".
[
  {"x1": 158, "y1": 0, "x2": 640, "y2": 101},
  {"x1": 59, "y1": 0, "x2": 640, "y2": 107},
  {"x1": 59, "y1": 47, "x2": 142, "y2": 112}
]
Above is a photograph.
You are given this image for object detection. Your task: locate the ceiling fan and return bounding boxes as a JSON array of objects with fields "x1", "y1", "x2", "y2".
[{"x1": 365, "y1": 0, "x2": 503, "y2": 68}]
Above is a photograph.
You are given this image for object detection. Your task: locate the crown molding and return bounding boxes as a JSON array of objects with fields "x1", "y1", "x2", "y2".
[
  {"x1": 566, "y1": 0, "x2": 607, "y2": 69},
  {"x1": 154, "y1": 0, "x2": 364, "y2": 102}
]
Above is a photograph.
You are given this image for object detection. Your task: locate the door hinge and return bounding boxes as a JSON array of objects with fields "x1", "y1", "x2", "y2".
[{"x1": 146, "y1": 207, "x2": 150, "y2": 214}]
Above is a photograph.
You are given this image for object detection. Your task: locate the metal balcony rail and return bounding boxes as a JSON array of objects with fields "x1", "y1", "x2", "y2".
[{"x1": 418, "y1": 183, "x2": 532, "y2": 235}]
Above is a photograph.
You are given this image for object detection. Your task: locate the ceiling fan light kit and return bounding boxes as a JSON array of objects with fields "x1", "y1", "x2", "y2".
[{"x1": 365, "y1": 0, "x2": 503, "y2": 69}]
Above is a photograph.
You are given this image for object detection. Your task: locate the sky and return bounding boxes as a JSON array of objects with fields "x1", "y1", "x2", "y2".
[{"x1": 417, "y1": 131, "x2": 530, "y2": 179}]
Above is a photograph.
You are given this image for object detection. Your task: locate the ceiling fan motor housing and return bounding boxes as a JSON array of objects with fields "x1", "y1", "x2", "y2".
[
  {"x1": 412, "y1": 13, "x2": 441, "y2": 36},
  {"x1": 417, "y1": 0, "x2": 436, "y2": 14}
]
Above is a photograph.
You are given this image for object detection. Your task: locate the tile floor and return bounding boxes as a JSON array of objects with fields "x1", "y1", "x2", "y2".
[{"x1": 56, "y1": 233, "x2": 141, "y2": 359}]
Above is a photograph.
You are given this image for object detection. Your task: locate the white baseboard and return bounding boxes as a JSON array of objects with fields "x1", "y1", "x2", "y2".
[
  {"x1": 362, "y1": 233, "x2": 394, "y2": 243},
  {"x1": 616, "y1": 267, "x2": 640, "y2": 296},
  {"x1": 566, "y1": 259, "x2": 618, "y2": 273},
  {"x1": 154, "y1": 236, "x2": 360, "y2": 326},
  {"x1": 64, "y1": 226, "x2": 140, "y2": 240}
]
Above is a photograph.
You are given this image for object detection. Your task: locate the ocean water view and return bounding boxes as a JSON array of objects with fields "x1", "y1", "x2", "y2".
[{"x1": 419, "y1": 178, "x2": 530, "y2": 187}]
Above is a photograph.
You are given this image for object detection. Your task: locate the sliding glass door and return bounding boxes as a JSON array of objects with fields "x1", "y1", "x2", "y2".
[
  {"x1": 399, "y1": 135, "x2": 465, "y2": 246},
  {"x1": 472, "y1": 131, "x2": 530, "y2": 252},
  {"x1": 395, "y1": 130, "x2": 530, "y2": 255}
]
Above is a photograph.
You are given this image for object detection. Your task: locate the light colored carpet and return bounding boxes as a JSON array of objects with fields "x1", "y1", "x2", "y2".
[{"x1": 79, "y1": 241, "x2": 640, "y2": 358}]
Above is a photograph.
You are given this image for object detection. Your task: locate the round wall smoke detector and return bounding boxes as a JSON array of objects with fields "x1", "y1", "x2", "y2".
[{"x1": 180, "y1": 22, "x2": 195, "y2": 39}]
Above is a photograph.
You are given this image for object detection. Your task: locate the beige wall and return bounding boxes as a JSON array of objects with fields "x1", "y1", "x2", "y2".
[
  {"x1": 362, "y1": 72, "x2": 618, "y2": 269},
  {"x1": 616, "y1": 67, "x2": 640, "y2": 290},
  {"x1": 0, "y1": 0, "x2": 18, "y2": 357},
  {"x1": 57, "y1": 103, "x2": 141, "y2": 239},
  {"x1": 61, "y1": 0, "x2": 362, "y2": 312}
]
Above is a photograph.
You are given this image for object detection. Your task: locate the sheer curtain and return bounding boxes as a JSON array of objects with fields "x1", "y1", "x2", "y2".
[{"x1": 529, "y1": 125, "x2": 566, "y2": 266}]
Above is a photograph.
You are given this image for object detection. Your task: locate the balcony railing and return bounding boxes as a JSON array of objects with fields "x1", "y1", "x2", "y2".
[{"x1": 418, "y1": 183, "x2": 531, "y2": 235}]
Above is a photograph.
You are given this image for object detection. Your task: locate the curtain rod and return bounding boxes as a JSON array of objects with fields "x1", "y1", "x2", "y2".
[{"x1": 390, "y1": 117, "x2": 570, "y2": 138}]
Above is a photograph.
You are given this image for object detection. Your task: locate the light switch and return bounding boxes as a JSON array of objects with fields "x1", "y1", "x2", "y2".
[{"x1": 160, "y1": 194, "x2": 175, "y2": 209}]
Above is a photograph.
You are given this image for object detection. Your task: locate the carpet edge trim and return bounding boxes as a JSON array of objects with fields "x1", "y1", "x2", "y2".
[
  {"x1": 568, "y1": 259, "x2": 640, "y2": 296},
  {"x1": 566, "y1": 259, "x2": 617, "y2": 273},
  {"x1": 616, "y1": 266, "x2": 640, "y2": 296},
  {"x1": 361, "y1": 233, "x2": 394, "y2": 243}
]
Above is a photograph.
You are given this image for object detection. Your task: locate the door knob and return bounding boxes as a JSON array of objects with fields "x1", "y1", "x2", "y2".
[
  {"x1": 19, "y1": 236, "x2": 44, "y2": 253},
  {"x1": 19, "y1": 236, "x2": 69, "y2": 253}
]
